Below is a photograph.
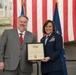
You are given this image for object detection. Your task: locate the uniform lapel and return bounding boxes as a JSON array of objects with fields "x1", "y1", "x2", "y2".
[
  {"x1": 42, "y1": 36, "x2": 46, "y2": 45},
  {"x1": 46, "y1": 33, "x2": 54, "y2": 45}
]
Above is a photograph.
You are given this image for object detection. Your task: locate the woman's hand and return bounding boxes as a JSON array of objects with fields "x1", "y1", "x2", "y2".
[{"x1": 41, "y1": 57, "x2": 50, "y2": 62}]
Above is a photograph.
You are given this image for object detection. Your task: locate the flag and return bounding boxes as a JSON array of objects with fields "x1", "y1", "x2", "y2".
[
  {"x1": 13, "y1": 0, "x2": 76, "y2": 42},
  {"x1": 21, "y1": 0, "x2": 26, "y2": 15},
  {"x1": 21, "y1": 3, "x2": 24, "y2": 15},
  {"x1": 13, "y1": 0, "x2": 17, "y2": 28},
  {"x1": 53, "y1": 3, "x2": 68, "y2": 75}
]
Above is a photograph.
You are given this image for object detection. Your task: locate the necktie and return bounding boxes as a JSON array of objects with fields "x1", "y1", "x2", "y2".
[
  {"x1": 45, "y1": 36, "x2": 49, "y2": 45},
  {"x1": 19, "y1": 33, "x2": 23, "y2": 45}
]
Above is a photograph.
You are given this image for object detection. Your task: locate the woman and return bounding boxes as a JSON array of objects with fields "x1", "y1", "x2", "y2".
[{"x1": 40, "y1": 20, "x2": 64, "y2": 75}]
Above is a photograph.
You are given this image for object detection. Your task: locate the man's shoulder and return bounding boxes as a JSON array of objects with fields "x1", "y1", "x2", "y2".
[
  {"x1": 3, "y1": 29, "x2": 16, "y2": 34},
  {"x1": 4, "y1": 29, "x2": 15, "y2": 32},
  {"x1": 26, "y1": 31, "x2": 36, "y2": 36}
]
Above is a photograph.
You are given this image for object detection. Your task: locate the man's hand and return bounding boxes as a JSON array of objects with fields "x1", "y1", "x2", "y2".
[
  {"x1": 0, "y1": 62, "x2": 4, "y2": 70},
  {"x1": 30, "y1": 60, "x2": 36, "y2": 63}
]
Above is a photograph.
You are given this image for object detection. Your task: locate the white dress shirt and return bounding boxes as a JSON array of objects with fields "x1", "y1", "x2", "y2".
[{"x1": 17, "y1": 29, "x2": 26, "y2": 39}]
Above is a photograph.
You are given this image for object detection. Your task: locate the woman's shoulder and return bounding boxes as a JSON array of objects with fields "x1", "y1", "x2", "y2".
[
  {"x1": 53, "y1": 33, "x2": 63, "y2": 43},
  {"x1": 40, "y1": 36, "x2": 46, "y2": 41},
  {"x1": 53, "y1": 32, "x2": 61, "y2": 36},
  {"x1": 52, "y1": 33, "x2": 62, "y2": 39},
  {"x1": 42, "y1": 36, "x2": 46, "y2": 39}
]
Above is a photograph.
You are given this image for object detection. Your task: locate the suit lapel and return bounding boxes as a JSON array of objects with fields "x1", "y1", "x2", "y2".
[
  {"x1": 14, "y1": 29, "x2": 20, "y2": 46},
  {"x1": 13, "y1": 30, "x2": 31, "y2": 47},
  {"x1": 22, "y1": 31, "x2": 29, "y2": 47}
]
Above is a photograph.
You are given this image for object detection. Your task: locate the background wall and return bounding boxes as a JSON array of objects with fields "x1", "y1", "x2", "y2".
[{"x1": 64, "y1": 42, "x2": 76, "y2": 75}]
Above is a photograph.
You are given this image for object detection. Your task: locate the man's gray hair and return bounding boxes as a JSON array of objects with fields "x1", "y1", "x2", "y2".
[{"x1": 18, "y1": 15, "x2": 29, "y2": 20}]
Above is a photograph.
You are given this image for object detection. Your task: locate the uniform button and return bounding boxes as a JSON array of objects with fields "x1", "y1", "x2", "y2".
[{"x1": 19, "y1": 56, "x2": 20, "y2": 57}]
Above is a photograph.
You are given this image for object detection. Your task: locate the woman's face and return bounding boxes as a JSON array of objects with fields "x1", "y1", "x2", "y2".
[{"x1": 45, "y1": 22, "x2": 53, "y2": 35}]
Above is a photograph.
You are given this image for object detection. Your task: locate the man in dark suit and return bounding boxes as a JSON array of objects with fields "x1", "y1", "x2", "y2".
[
  {"x1": 40, "y1": 20, "x2": 64, "y2": 75},
  {"x1": 0, "y1": 15, "x2": 36, "y2": 75}
]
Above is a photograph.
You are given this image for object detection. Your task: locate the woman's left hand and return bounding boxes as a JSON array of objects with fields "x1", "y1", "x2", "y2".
[{"x1": 41, "y1": 57, "x2": 50, "y2": 62}]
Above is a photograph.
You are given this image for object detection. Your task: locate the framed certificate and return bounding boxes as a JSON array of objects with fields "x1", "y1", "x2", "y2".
[{"x1": 27, "y1": 43, "x2": 44, "y2": 60}]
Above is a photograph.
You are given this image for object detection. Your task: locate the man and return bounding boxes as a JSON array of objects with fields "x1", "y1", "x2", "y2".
[{"x1": 0, "y1": 15, "x2": 36, "y2": 75}]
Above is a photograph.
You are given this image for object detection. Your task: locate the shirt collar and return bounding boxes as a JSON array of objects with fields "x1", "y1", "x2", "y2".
[
  {"x1": 46, "y1": 33, "x2": 51, "y2": 37},
  {"x1": 17, "y1": 29, "x2": 26, "y2": 35}
]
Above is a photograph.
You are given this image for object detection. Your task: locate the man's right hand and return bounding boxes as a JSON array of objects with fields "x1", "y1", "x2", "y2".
[{"x1": 0, "y1": 62, "x2": 4, "y2": 70}]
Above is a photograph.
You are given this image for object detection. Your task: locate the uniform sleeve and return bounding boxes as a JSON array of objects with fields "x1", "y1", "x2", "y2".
[{"x1": 50, "y1": 34, "x2": 63, "y2": 61}]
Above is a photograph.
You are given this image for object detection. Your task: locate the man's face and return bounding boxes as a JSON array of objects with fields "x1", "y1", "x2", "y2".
[{"x1": 17, "y1": 16, "x2": 28, "y2": 32}]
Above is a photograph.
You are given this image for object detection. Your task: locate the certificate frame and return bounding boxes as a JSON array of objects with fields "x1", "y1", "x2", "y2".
[{"x1": 27, "y1": 43, "x2": 44, "y2": 60}]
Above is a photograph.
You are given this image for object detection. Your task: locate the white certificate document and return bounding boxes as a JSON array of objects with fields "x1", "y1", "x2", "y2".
[{"x1": 27, "y1": 43, "x2": 44, "y2": 60}]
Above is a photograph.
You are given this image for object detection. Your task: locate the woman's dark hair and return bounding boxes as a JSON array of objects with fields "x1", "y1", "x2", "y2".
[{"x1": 43, "y1": 20, "x2": 56, "y2": 34}]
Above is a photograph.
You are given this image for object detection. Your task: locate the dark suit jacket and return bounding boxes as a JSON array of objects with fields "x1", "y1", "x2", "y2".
[
  {"x1": 0, "y1": 29, "x2": 36, "y2": 73},
  {"x1": 40, "y1": 33, "x2": 63, "y2": 73}
]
